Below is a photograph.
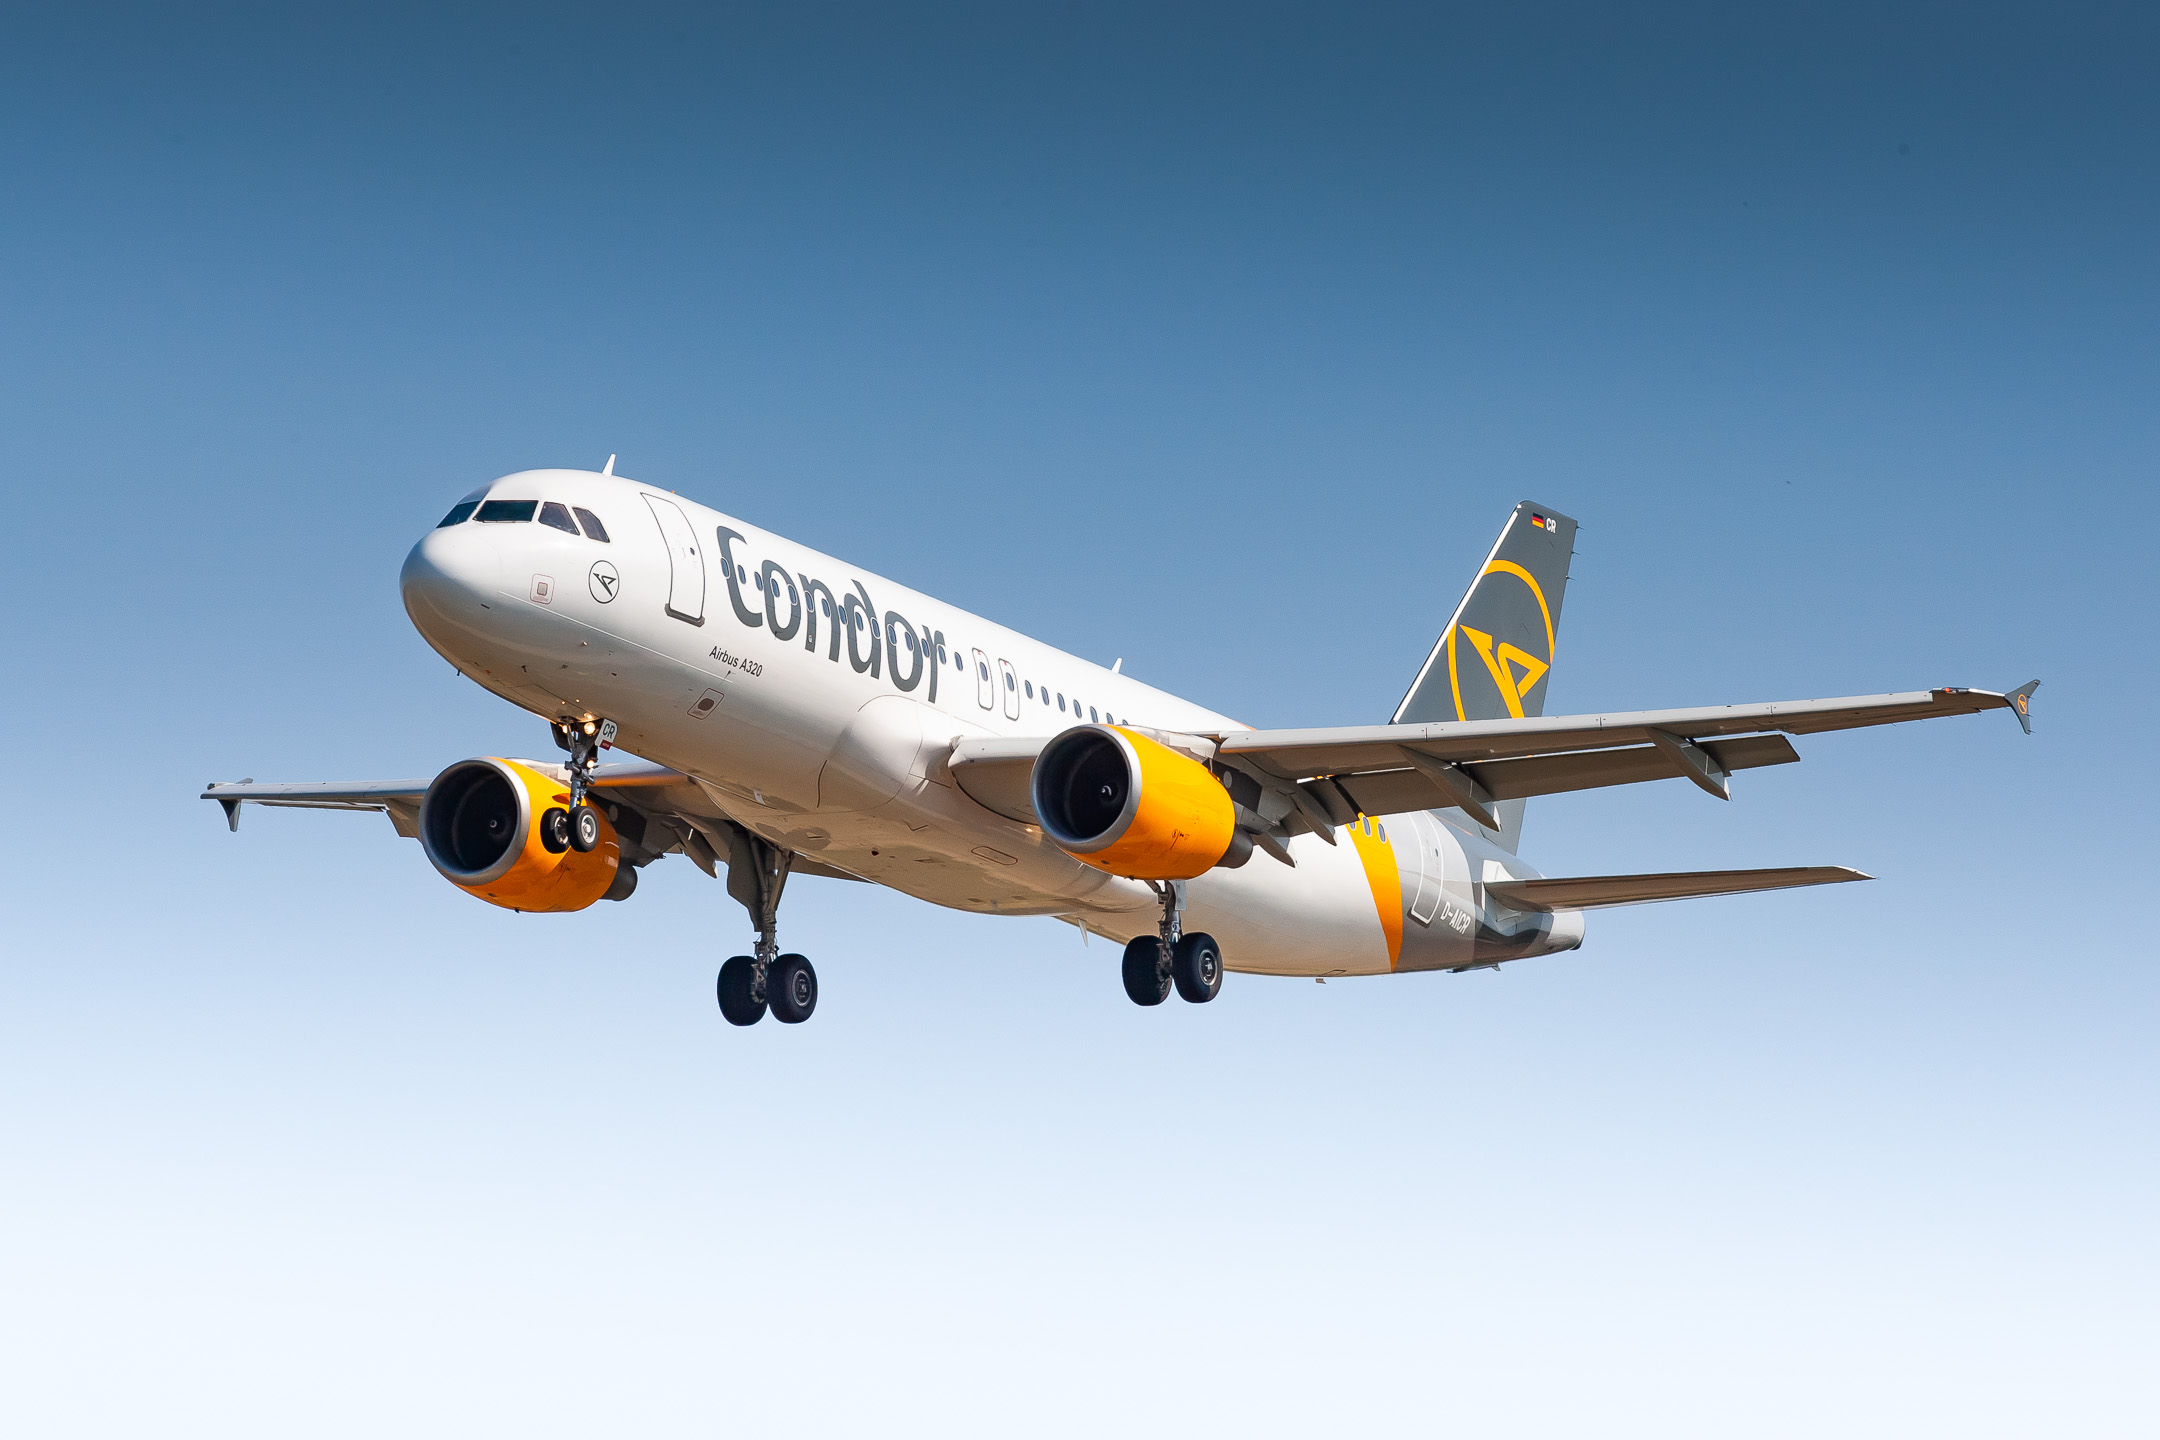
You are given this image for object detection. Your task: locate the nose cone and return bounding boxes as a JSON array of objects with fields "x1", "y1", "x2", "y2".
[{"x1": 401, "y1": 524, "x2": 504, "y2": 660}]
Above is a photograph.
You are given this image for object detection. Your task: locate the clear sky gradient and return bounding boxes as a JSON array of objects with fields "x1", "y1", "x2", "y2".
[{"x1": 4, "y1": 6, "x2": 2155, "y2": 1435}]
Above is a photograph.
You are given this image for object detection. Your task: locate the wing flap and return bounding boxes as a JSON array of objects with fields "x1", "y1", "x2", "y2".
[
  {"x1": 1487, "y1": 865, "x2": 1870, "y2": 911},
  {"x1": 1329, "y1": 734, "x2": 1799, "y2": 817}
]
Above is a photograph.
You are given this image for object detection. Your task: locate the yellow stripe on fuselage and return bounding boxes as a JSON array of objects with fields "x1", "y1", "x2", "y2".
[{"x1": 1345, "y1": 816, "x2": 1403, "y2": 970}]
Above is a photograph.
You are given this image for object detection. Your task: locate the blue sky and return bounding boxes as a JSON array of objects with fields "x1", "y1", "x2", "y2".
[{"x1": 4, "y1": 5, "x2": 2155, "y2": 1435}]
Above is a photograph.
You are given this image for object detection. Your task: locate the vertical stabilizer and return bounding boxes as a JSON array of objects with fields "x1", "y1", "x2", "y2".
[{"x1": 1392, "y1": 501, "x2": 1577, "y2": 850}]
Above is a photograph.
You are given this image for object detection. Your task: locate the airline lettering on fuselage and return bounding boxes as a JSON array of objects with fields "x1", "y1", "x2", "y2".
[{"x1": 712, "y1": 525, "x2": 941, "y2": 705}]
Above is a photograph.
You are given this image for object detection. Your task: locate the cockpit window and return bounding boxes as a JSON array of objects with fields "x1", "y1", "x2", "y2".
[
  {"x1": 436, "y1": 501, "x2": 480, "y2": 528},
  {"x1": 538, "y1": 501, "x2": 579, "y2": 535},
  {"x1": 475, "y1": 500, "x2": 538, "y2": 523},
  {"x1": 573, "y1": 507, "x2": 610, "y2": 543}
]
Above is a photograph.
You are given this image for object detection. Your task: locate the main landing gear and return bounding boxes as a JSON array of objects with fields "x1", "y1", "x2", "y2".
[
  {"x1": 1121, "y1": 880, "x2": 1223, "y2": 1007},
  {"x1": 714, "y1": 823, "x2": 818, "y2": 1027},
  {"x1": 718, "y1": 951, "x2": 817, "y2": 1025}
]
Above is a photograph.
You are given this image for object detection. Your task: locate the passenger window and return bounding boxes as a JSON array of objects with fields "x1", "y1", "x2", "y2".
[
  {"x1": 978, "y1": 661, "x2": 989, "y2": 680},
  {"x1": 572, "y1": 507, "x2": 610, "y2": 542},
  {"x1": 1058, "y1": 695, "x2": 1066, "y2": 711},
  {"x1": 475, "y1": 500, "x2": 538, "y2": 523},
  {"x1": 1024, "y1": 681, "x2": 1033, "y2": 699},
  {"x1": 436, "y1": 501, "x2": 479, "y2": 528},
  {"x1": 1089, "y1": 707, "x2": 1099, "y2": 722},
  {"x1": 538, "y1": 501, "x2": 579, "y2": 534},
  {"x1": 1005, "y1": 672, "x2": 1015, "y2": 690},
  {"x1": 936, "y1": 643, "x2": 948, "y2": 663}
]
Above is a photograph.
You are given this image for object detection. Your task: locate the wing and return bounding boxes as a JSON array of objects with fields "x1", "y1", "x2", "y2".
[
  {"x1": 200, "y1": 762, "x2": 866, "y2": 883},
  {"x1": 948, "y1": 681, "x2": 2036, "y2": 837},
  {"x1": 201, "y1": 778, "x2": 431, "y2": 834},
  {"x1": 1206, "y1": 681, "x2": 2038, "y2": 832}
]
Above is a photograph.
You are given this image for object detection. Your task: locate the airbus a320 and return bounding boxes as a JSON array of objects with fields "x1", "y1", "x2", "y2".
[{"x1": 205, "y1": 466, "x2": 2037, "y2": 1025}]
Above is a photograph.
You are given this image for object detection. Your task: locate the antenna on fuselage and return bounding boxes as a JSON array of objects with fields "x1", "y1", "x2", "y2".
[
  {"x1": 601, "y1": 454, "x2": 617, "y2": 476},
  {"x1": 1112, "y1": 658, "x2": 1123, "y2": 673}
]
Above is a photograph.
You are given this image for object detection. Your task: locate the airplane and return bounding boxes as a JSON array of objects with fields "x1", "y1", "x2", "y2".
[{"x1": 203, "y1": 465, "x2": 2038, "y2": 1026}]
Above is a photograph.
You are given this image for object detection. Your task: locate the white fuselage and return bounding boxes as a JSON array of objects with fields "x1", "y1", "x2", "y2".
[{"x1": 400, "y1": 469, "x2": 1579, "y2": 976}]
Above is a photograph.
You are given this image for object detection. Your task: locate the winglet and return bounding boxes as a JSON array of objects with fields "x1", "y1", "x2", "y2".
[
  {"x1": 205, "y1": 779, "x2": 251, "y2": 831},
  {"x1": 2006, "y1": 679, "x2": 2040, "y2": 735}
]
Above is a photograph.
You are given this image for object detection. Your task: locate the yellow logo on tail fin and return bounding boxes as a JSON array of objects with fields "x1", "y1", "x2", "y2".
[
  {"x1": 1443, "y1": 558, "x2": 1558, "y2": 722},
  {"x1": 1459, "y1": 625, "x2": 1550, "y2": 720}
]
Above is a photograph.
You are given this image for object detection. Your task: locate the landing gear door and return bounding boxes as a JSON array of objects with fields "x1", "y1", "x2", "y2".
[
  {"x1": 971, "y1": 648, "x2": 995, "y2": 710},
  {"x1": 998, "y1": 659, "x2": 1021, "y2": 720},
  {"x1": 641, "y1": 495, "x2": 705, "y2": 626}
]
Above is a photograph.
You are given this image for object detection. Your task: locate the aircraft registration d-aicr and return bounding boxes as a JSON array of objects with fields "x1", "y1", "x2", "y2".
[{"x1": 204, "y1": 464, "x2": 2038, "y2": 1025}]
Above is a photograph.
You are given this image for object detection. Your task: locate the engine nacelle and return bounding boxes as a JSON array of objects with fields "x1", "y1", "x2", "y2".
[
  {"x1": 419, "y1": 757, "x2": 624, "y2": 913},
  {"x1": 1032, "y1": 725, "x2": 1245, "y2": 880}
]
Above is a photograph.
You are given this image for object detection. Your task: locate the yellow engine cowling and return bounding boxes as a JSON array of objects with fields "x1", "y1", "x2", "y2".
[
  {"x1": 1031, "y1": 725, "x2": 1245, "y2": 880},
  {"x1": 418, "y1": 757, "x2": 623, "y2": 913}
]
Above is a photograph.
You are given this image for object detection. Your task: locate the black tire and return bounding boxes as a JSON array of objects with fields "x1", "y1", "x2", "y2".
[
  {"x1": 569, "y1": 805, "x2": 601, "y2": 852},
  {"x1": 1172, "y1": 932, "x2": 1223, "y2": 1003},
  {"x1": 539, "y1": 806, "x2": 571, "y2": 853},
  {"x1": 1121, "y1": 936, "x2": 1171, "y2": 1006},
  {"x1": 717, "y1": 956, "x2": 766, "y2": 1026},
  {"x1": 769, "y1": 954, "x2": 817, "y2": 1024}
]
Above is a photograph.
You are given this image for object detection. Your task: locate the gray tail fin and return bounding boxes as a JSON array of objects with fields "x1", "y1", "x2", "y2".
[{"x1": 1392, "y1": 501, "x2": 1578, "y2": 852}]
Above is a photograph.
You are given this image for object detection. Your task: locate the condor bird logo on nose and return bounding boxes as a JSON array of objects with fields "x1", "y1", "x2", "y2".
[{"x1": 588, "y1": 560, "x2": 620, "y2": 604}]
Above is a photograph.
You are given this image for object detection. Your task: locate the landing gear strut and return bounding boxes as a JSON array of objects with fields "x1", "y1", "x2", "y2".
[
  {"x1": 713, "y1": 823, "x2": 817, "y2": 1027},
  {"x1": 553, "y1": 717, "x2": 617, "y2": 852},
  {"x1": 1122, "y1": 880, "x2": 1222, "y2": 1007}
]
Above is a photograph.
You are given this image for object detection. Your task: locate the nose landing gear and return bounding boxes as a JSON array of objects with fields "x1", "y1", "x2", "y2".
[{"x1": 552, "y1": 717, "x2": 617, "y2": 851}]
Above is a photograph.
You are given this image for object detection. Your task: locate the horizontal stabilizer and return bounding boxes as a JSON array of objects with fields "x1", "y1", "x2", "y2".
[{"x1": 1486, "y1": 865, "x2": 1870, "y2": 912}]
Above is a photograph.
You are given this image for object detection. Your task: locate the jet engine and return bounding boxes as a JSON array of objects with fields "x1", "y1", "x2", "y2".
[
  {"x1": 1031, "y1": 725, "x2": 1248, "y2": 880},
  {"x1": 419, "y1": 757, "x2": 627, "y2": 912}
]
